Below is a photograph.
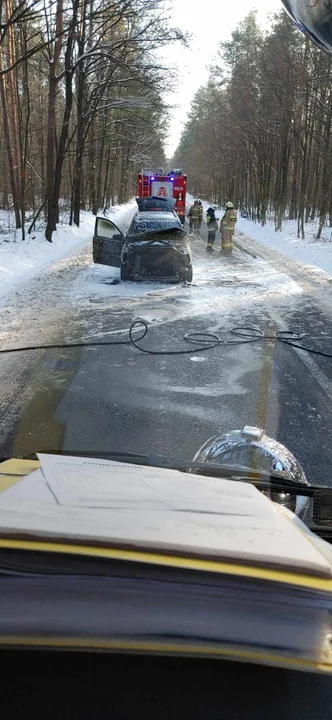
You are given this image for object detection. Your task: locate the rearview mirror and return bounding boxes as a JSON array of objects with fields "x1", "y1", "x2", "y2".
[{"x1": 281, "y1": 0, "x2": 332, "y2": 54}]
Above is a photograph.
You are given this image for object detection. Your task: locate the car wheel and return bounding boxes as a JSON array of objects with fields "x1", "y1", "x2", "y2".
[{"x1": 120, "y1": 263, "x2": 132, "y2": 281}]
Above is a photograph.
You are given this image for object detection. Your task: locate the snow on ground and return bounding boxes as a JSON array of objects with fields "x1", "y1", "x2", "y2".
[
  {"x1": 68, "y1": 194, "x2": 302, "y2": 328},
  {"x1": 71, "y1": 261, "x2": 168, "y2": 301},
  {"x1": 0, "y1": 212, "x2": 94, "y2": 302},
  {"x1": 72, "y1": 239, "x2": 302, "y2": 336},
  {"x1": 0, "y1": 195, "x2": 303, "y2": 350},
  {"x1": 0, "y1": 201, "x2": 136, "y2": 303},
  {"x1": 189, "y1": 194, "x2": 332, "y2": 278},
  {"x1": 235, "y1": 215, "x2": 332, "y2": 277}
]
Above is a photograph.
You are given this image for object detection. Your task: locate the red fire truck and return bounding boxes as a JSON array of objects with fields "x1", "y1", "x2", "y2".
[{"x1": 137, "y1": 169, "x2": 187, "y2": 225}]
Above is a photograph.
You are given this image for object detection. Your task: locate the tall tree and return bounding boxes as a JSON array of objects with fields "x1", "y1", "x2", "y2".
[
  {"x1": 173, "y1": 10, "x2": 332, "y2": 238},
  {"x1": 0, "y1": 0, "x2": 184, "y2": 240}
]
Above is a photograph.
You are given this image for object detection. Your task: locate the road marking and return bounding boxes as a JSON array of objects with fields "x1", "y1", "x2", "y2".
[
  {"x1": 269, "y1": 308, "x2": 332, "y2": 405},
  {"x1": 291, "y1": 346, "x2": 332, "y2": 404},
  {"x1": 255, "y1": 321, "x2": 280, "y2": 435}
]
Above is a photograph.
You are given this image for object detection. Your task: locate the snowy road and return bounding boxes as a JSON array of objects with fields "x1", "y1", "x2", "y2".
[{"x1": 1, "y1": 218, "x2": 332, "y2": 487}]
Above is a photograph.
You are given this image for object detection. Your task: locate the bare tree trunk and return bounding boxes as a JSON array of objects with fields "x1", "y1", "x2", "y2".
[
  {"x1": 316, "y1": 108, "x2": 332, "y2": 240},
  {"x1": 72, "y1": 0, "x2": 88, "y2": 226},
  {"x1": 45, "y1": 65, "x2": 57, "y2": 241},
  {"x1": 0, "y1": 68, "x2": 21, "y2": 228},
  {"x1": 45, "y1": 0, "x2": 63, "y2": 242},
  {"x1": 5, "y1": 0, "x2": 21, "y2": 212},
  {"x1": 88, "y1": 124, "x2": 97, "y2": 214},
  {"x1": 289, "y1": 150, "x2": 299, "y2": 220},
  {"x1": 96, "y1": 117, "x2": 106, "y2": 210},
  {"x1": 18, "y1": 28, "x2": 31, "y2": 240},
  {"x1": 51, "y1": 17, "x2": 77, "y2": 229},
  {"x1": 275, "y1": 132, "x2": 290, "y2": 232},
  {"x1": 102, "y1": 144, "x2": 111, "y2": 210},
  {"x1": 72, "y1": 74, "x2": 85, "y2": 224}
]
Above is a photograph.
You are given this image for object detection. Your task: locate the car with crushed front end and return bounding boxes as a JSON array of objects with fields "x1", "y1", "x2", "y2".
[{"x1": 93, "y1": 196, "x2": 193, "y2": 282}]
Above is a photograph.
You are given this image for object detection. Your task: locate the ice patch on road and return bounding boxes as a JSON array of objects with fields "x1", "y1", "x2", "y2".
[
  {"x1": 71, "y1": 261, "x2": 181, "y2": 302},
  {"x1": 160, "y1": 345, "x2": 261, "y2": 397},
  {"x1": 71, "y1": 246, "x2": 302, "y2": 331}
]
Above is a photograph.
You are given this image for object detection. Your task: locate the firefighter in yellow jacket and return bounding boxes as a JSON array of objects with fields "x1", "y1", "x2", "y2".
[
  {"x1": 220, "y1": 201, "x2": 237, "y2": 252},
  {"x1": 188, "y1": 200, "x2": 200, "y2": 233},
  {"x1": 197, "y1": 199, "x2": 203, "y2": 230}
]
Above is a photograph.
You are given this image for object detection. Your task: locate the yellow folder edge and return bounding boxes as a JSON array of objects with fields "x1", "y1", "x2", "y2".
[
  {"x1": 1, "y1": 460, "x2": 332, "y2": 673},
  {"x1": 1, "y1": 458, "x2": 332, "y2": 594},
  {"x1": 0, "y1": 635, "x2": 330, "y2": 674},
  {"x1": 0, "y1": 459, "x2": 39, "y2": 490},
  {"x1": 1, "y1": 536, "x2": 332, "y2": 593}
]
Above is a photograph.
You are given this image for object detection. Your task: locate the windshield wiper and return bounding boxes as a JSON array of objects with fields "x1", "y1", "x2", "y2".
[{"x1": 12, "y1": 450, "x2": 321, "y2": 496}]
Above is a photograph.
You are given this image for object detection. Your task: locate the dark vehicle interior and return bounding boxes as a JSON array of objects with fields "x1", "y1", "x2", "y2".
[{"x1": 2, "y1": 650, "x2": 332, "y2": 719}]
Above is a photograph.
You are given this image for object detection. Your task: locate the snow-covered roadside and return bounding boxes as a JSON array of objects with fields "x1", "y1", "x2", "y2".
[
  {"x1": 236, "y1": 215, "x2": 332, "y2": 278},
  {"x1": 188, "y1": 194, "x2": 332, "y2": 278},
  {"x1": 71, "y1": 233, "x2": 302, "y2": 337},
  {"x1": 0, "y1": 193, "x2": 303, "y2": 365},
  {"x1": 0, "y1": 201, "x2": 136, "y2": 302}
]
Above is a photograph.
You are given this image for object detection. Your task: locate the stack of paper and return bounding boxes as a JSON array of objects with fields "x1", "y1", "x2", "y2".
[{"x1": 0, "y1": 453, "x2": 331, "y2": 672}]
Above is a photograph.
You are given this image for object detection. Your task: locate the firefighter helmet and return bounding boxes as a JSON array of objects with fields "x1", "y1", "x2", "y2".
[
  {"x1": 281, "y1": 0, "x2": 332, "y2": 55},
  {"x1": 226, "y1": 201, "x2": 234, "y2": 209}
]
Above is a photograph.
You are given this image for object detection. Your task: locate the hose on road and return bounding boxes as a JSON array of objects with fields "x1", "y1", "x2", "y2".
[{"x1": 0, "y1": 319, "x2": 331, "y2": 360}]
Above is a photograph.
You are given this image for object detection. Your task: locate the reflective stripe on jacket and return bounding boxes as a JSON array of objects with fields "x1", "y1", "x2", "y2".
[
  {"x1": 220, "y1": 209, "x2": 237, "y2": 231},
  {"x1": 188, "y1": 205, "x2": 200, "y2": 219},
  {"x1": 206, "y1": 208, "x2": 216, "y2": 224}
]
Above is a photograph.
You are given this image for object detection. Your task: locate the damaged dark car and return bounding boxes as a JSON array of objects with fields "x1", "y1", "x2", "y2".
[{"x1": 93, "y1": 196, "x2": 193, "y2": 282}]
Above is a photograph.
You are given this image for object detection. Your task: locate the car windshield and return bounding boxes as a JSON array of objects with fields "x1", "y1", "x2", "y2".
[{"x1": 2, "y1": 0, "x2": 332, "y2": 712}]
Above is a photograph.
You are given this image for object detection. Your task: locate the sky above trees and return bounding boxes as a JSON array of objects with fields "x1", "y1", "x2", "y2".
[{"x1": 164, "y1": 0, "x2": 281, "y2": 156}]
